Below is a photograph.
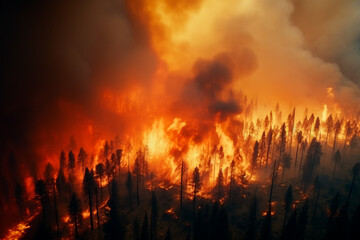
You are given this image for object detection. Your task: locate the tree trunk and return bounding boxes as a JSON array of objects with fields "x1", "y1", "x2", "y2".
[
  {"x1": 52, "y1": 182, "x2": 60, "y2": 235},
  {"x1": 332, "y1": 134, "x2": 338, "y2": 155},
  {"x1": 333, "y1": 162, "x2": 337, "y2": 178},
  {"x1": 74, "y1": 214, "x2": 78, "y2": 240},
  {"x1": 281, "y1": 167, "x2": 285, "y2": 184},
  {"x1": 299, "y1": 147, "x2": 305, "y2": 175},
  {"x1": 312, "y1": 188, "x2": 320, "y2": 220},
  {"x1": 193, "y1": 190, "x2": 196, "y2": 224},
  {"x1": 137, "y1": 174, "x2": 140, "y2": 207},
  {"x1": 95, "y1": 189, "x2": 100, "y2": 229},
  {"x1": 289, "y1": 133, "x2": 293, "y2": 156},
  {"x1": 88, "y1": 190, "x2": 94, "y2": 231},
  {"x1": 108, "y1": 175, "x2": 111, "y2": 195},
  {"x1": 294, "y1": 144, "x2": 299, "y2": 168},
  {"x1": 180, "y1": 161, "x2": 183, "y2": 209},
  {"x1": 100, "y1": 175, "x2": 103, "y2": 202},
  {"x1": 282, "y1": 211, "x2": 288, "y2": 234},
  {"x1": 265, "y1": 142, "x2": 271, "y2": 168},
  {"x1": 41, "y1": 198, "x2": 45, "y2": 220},
  {"x1": 346, "y1": 170, "x2": 357, "y2": 207}
]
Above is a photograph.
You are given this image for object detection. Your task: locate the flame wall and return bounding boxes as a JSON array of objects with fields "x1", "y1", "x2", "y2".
[{"x1": 1, "y1": 0, "x2": 360, "y2": 225}]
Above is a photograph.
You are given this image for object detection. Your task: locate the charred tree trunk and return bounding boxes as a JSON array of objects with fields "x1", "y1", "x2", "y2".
[
  {"x1": 332, "y1": 134, "x2": 338, "y2": 155},
  {"x1": 52, "y1": 181, "x2": 59, "y2": 235},
  {"x1": 136, "y1": 173, "x2": 140, "y2": 207},
  {"x1": 74, "y1": 213, "x2": 78, "y2": 240},
  {"x1": 299, "y1": 147, "x2": 305, "y2": 175},
  {"x1": 333, "y1": 161, "x2": 338, "y2": 178},
  {"x1": 88, "y1": 190, "x2": 94, "y2": 231},
  {"x1": 95, "y1": 188, "x2": 100, "y2": 229},
  {"x1": 192, "y1": 189, "x2": 196, "y2": 225},
  {"x1": 265, "y1": 142, "x2": 272, "y2": 168},
  {"x1": 312, "y1": 187, "x2": 320, "y2": 220},
  {"x1": 99, "y1": 175, "x2": 103, "y2": 202},
  {"x1": 180, "y1": 161, "x2": 183, "y2": 209},
  {"x1": 294, "y1": 143, "x2": 299, "y2": 168},
  {"x1": 41, "y1": 197, "x2": 45, "y2": 220},
  {"x1": 281, "y1": 167, "x2": 285, "y2": 184}
]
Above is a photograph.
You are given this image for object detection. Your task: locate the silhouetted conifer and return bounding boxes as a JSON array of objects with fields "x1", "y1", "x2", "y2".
[
  {"x1": 83, "y1": 167, "x2": 96, "y2": 231},
  {"x1": 104, "y1": 181, "x2": 125, "y2": 240},
  {"x1": 141, "y1": 212, "x2": 149, "y2": 240},
  {"x1": 294, "y1": 131, "x2": 303, "y2": 168},
  {"x1": 68, "y1": 193, "x2": 82, "y2": 239},
  {"x1": 283, "y1": 185, "x2": 293, "y2": 232},
  {"x1": 77, "y1": 147, "x2": 88, "y2": 171},
  {"x1": 151, "y1": 191, "x2": 158, "y2": 240},
  {"x1": 301, "y1": 138, "x2": 322, "y2": 191},
  {"x1": 246, "y1": 195, "x2": 258, "y2": 240},
  {"x1": 192, "y1": 167, "x2": 201, "y2": 224},
  {"x1": 333, "y1": 150, "x2": 341, "y2": 178},
  {"x1": 126, "y1": 170, "x2": 133, "y2": 210},
  {"x1": 96, "y1": 163, "x2": 105, "y2": 201},
  {"x1": 35, "y1": 179, "x2": 47, "y2": 219}
]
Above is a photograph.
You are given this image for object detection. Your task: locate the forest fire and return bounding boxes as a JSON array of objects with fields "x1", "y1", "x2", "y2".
[{"x1": 2, "y1": 0, "x2": 360, "y2": 239}]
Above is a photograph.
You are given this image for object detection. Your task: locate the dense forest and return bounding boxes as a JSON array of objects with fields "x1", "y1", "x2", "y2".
[{"x1": 2, "y1": 108, "x2": 360, "y2": 240}]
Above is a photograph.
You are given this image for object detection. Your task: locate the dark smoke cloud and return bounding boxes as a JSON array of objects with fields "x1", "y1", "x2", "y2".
[
  {"x1": 0, "y1": 0, "x2": 158, "y2": 212},
  {"x1": 179, "y1": 52, "x2": 248, "y2": 120}
]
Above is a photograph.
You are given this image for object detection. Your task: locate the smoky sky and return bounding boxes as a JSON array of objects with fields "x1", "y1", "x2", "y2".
[{"x1": 0, "y1": 0, "x2": 158, "y2": 185}]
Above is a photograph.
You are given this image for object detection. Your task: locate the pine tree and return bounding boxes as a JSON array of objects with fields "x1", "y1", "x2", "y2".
[
  {"x1": 294, "y1": 131, "x2": 303, "y2": 168},
  {"x1": 280, "y1": 153, "x2": 291, "y2": 183},
  {"x1": 104, "y1": 181, "x2": 125, "y2": 240},
  {"x1": 251, "y1": 141, "x2": 259, "y2": 176},
  {"x1": 278, "y1": 123, "x2": 287, "y2": 162},
  {"x1": 215, "y1": 169, "x2": 224, "y2": 201},
  {"x1": 259, "y1": 131, "x2": 266, "y2": 168},
  {"x1": 313, "y1": 117, "x2": 320, "y2": 139},
  {"x1": 345, "y1": 162, "x2": 359, "y2": 208},
  {"x1": 115, "y1": 149, "x2": 123, "y2": 177},
  {"x1": 134, "y1": 153, "x2": 142, "y2": 207},
  {"x1": 151, "y1": 191, "x2": 158, "y2": 240},
  {"x1": 68, "y1": 150, "x2": 76, "y2": 188},
  {"x1": 126, "y1": 170, "x2": 133, "y2": 210},
  {"x1": 141, "y1": 212, "x2": 149, "y2": 240},
  {"x1": 246, "y1": 195, "x2": 258, "y2": 240},
  {"x1": 165, "y1": 227, "x2": 171, "y2": 240},
  {"x1": 14, "y1": 182, "x2": 24, "y2": 219},
  {"x1": 83, "y1": 167, "x2": 96, "y2": 231},
  {"x1": 298, "y1": 199, "x2": 308, "y2": 240},
  {"x1": 192, "y1": 167, "x2": 202, "y2": 224},
  {"x1": 96, "y1": 163, "x2": 105, "y2": 201},
  {"x1": 325, "y1": 114, "x2": 333, "y2": 147},
  {"x1": 333, "y1": 150, "x2": 341, "y2": 178},
  {"x1": 68, "y1": 193, "x2": 82, "y2": 239},
  {"x1": 77, "y1": 147, "x2": 88, "y2": 172},
  {"x1": 301, "y1": 138, "x2": 322, "y2": 191},
  {"x1": 265, "y1": 128, "x2": 273, "y2": 168},
  {"x1": 332, "y1": 120, "x2": 342, "y2": 155},
  {"x1": 35, "y1": 179, "x2": 47, "y2": 219},
  {"x1": 282, "y1": 185, "x2": 293, "y2": 232},
  {"x1": 229, "y1": 159, "x2": 235, "y2": 198},
  {"x1": 134, "y1": 216, "x2": 140, "y2": 240}
]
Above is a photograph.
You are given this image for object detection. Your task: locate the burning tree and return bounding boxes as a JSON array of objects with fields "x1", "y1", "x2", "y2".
[
  {"x1": 68, "y1": 193, "x2": 82, "y2": 239},
  {"x1": 301, "y1": 138, "x2": 322, "y2": 191},
  {"x1": 77, "y1": 147, "x2": 88, "y2": 172},
  {"x1": 83, "y1": 167, "x2": 96, "y2": 231},
  {"x1": 333, "y1": 150, "x2": 341, "y2": 178},
  {"x1": 192, "y1": 167, "x2": 202, "y2": 223},
  {"x1": 294, "y1": 130, "x2": 303, "y2": 168},
  {"x1": 104, "y1": 181, "x2": 125, "y2": 240},
  {"x1": 35, "y1": 179, "x2": 47, "y2": 220}
]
